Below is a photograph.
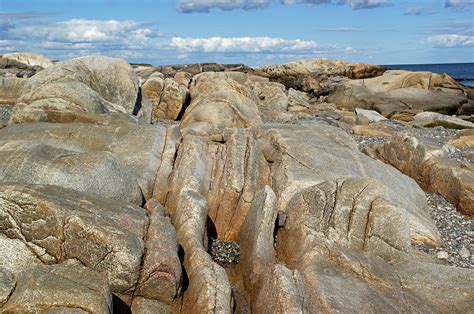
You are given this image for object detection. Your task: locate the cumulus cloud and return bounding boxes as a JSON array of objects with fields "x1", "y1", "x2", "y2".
[
  {"x1": 169, "y1": 36, "x2": 320, "y2": 52},
  {"x1": 426, "y1": 34, "x2": 474, "y2": 47},
  {"x1": 10, "y1": 19, "x2": 161, "y2": 47},
  {"x1": 445, "y1": 0, "x2": 474, "y2": 8},
  {"x1": 177, "y1": 0, "x2": 390, "y2": 12},
  {"x1": 177, "y1": 0, "x2": 272, "y2": 13}
]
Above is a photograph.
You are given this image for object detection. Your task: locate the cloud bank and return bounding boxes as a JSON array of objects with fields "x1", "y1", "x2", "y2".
[
  {"x1": 177, "y1": 0, "x2": 391, "y2": 13},
  {"x1": 427, "y1": 34, "x2": 474, "y2": 47}
]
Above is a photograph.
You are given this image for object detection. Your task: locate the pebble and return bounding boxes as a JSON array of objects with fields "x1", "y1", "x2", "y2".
[
  {"x1": 437, "y1": 251, "x2": 449, "y2": 259},
  {"x1": 459, "y1": 247, "x2": 471, "y2": 259}
]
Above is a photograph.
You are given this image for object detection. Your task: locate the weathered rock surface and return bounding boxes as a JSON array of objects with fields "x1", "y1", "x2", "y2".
[
  {"x1": 142, "y1": 73, "x2": 189, "y2": 121},
  {"x1": 0, "y1": 121, "x2": 168, "y2": 204},
  {"x1": 1, "y1": 54, "x2": 472, "y2": 313},
  {"x1": 0, "y1": 77, "x2": 26, "y2": 105},
  {"x1": 254, "y1": 59, "x2": 385, "y2": 92},
  {"x1": 328, "y1": 70, "x2": 468, "y2": 116},
  {"x1": 181, "y1": 72, "x2": 263, "y2": 130},
  {"x1": 10, "y1": 55, "x2": 149, "y2": 124},
  {"x1": 0, "y1": 182, "x2": 147, "y2": 292},
  {"x1": 1, "y1": 262, "x2": 113, "y2": 313},
  {"x1": 413, "y1": 111, "x2": 474, "y2": 129},
  {"x1": 2, "y1": 52, "x2": 53, "y2": 68},
  {"x1": 262, "y1": 123, "x2": 440, "y2": 246},
  {"x1": 366, "y1": 135, "x2": 474, "y2": 216}
]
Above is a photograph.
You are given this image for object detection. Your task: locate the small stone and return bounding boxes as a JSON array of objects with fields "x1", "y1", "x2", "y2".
[
  {"x1": 459, "y1": 247, "x2": 470, "y2": 259},
  {"x1": 437, "y1": 251, "x2": 449, "y2": 259}
]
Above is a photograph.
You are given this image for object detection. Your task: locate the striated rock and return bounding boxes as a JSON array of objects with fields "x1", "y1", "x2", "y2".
[
  {"x1": 181, "y1": 72, "x2": 262, "y2": 130},
  {"x1": 328, "y1": 70, "x2": 467, "y2": 116},
  {"x1": 0, "y1": 77, "x2": 26, "y2": 105},
  {"x1": 248, "y1": 80, "x2": 288, "y2": 112},
  {"x1": 0, "y1": 182, "x2": 147, "y2": 292},
  {"x1": 287, "y1": 88, "x2": 310, "y2": 112},
  {"x1": 1, "y1": 54, "x2": 472, "y2": 313},
  {"x1": 0, "y1": 121, "x2": 168, "y2": 204},
  {"x1": 10, "y1": 55, "x2": 149, "y2": 124},
  {"x1": 135, "y1": 199, "x2": 182, "y2": 303},
  {"x1": 366, "y1": 135, "x2": 474, "y2": 216},
  {"x1": 142, "y1": 74, "x2": 188, "y2": 121},
  {"x1": 240, "y1": 186, "x2": 308, "y2": 312},
  {"x1": 262, "y1": 123, "x2": 440, "y2": 246},
  {"x1": 1, "y1": 262, "x2": 113, "y2": 313},
  {"x1": 412, "y1": 111, "x2": 474, "y2": 129},
  {"x1": 254, "y1": 59, "x2": 384, "y2": 92},
  {"x1": 2, "y1": 52, "x2": 53, "y2": 68}
]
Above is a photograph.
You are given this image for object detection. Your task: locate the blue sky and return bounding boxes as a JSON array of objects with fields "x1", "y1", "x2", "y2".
[{"x1": 0, "y1": 0, "x2": 473, "y2": 66}]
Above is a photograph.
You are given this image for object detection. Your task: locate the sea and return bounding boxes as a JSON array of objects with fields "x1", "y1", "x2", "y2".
[{"x1": 382, "y1": 63, "x2": 474, "y2": 87}]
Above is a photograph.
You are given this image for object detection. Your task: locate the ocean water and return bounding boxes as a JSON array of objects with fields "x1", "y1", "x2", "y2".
[{"x1": 382, "y1": 63, "x2": 474, "y2": 87}]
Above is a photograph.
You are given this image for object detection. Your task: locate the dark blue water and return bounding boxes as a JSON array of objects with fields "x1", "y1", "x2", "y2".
[{"x1": 382, "y1": 63, "x2": 474, "y2": 87}]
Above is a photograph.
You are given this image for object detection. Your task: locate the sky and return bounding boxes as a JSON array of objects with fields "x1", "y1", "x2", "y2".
[{"x1": 0, "y1": 0, "x2": 473, "y2": 66}]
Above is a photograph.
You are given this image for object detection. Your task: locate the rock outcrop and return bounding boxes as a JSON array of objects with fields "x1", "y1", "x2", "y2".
[
  {"x1": 0, "y1": 54, "x2": 473, "y2": 313},
  {"x1": 328, "y1": 70, "x2": 468, "y2": 116},
  {"x1": 10, "y1": 55, "x2": 150, "y2": 124}
]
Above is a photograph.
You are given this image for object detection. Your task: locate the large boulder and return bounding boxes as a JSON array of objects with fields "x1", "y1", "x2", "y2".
[
  {"x1": 0, "y1": 182, "x2": 147, "y2": 292},
  {"x1": 328, "y1": 70, "x2": 468, "y2": 116},
  {"x1": 366, "y1": 135, "x2": 474, "y2": 216},
  {"x1": 2, "y1": 52, "x2": 53, "y2": 68},
  {"x1": 142, "y1": 73, "x2": 189, "y2": 121},
  {"x1": 412, "y1": 111, "x2": 474, "y2": 129},
  {"x1": 252, "y1": 59, "x2": 384, "y2": 93},
  {"x1": 10, "y1": 55, "x2": 149, "y2": 124},
  {"x1": 0, "y1": 121, "x2": 169, "y2": 205},
  {"x1": 180, "y1": 72, "x2": 262, "y2": 130},
  {"x1": 261, "y1": 123, "x2": 440, "y2": 247}
]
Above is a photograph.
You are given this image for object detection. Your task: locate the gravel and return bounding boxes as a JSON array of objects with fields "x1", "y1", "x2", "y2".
[
  {"x1": 210, "y1": 239, "x2": 240, "y2": 266},
  {"x1": 413, "y1": 193, "x2": 473, "y2": 269},
  {"x1": 0, "y1": 105, "x2": 12, "y2": 124},
  {"x1": 447, "y1": 147, "x2": 474, "y2": 163},
  {"x1": 403, "y1": 125, "x2": 459, "y2": 147},
  {"x1": 351, "y1": 135, "x2": 389, "y2": 150}
]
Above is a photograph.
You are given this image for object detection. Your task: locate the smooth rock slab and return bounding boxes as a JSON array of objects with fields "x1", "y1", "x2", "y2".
[{"x1": 0, "y1": 121, "x2": 168, "y2": 205}]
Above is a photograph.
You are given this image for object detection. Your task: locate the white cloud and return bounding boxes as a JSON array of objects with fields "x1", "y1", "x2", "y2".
[
  {"x1": 177, "y1": 0, "x2": 390, "y2": 12},
  {"x1": 340, "y1": 0, "x2": 390, "y2": 9},
  {"x1": 426, "y1": 34, "x2": 474, "y2": 47},
  {"x1": 169, "y1": 36, "x2": 320, "y2": 52},
  {"x1": 11, "y1": 19, "x2": 161, "y2": 48},
  {"x1": 445, "y1": 0, "x2": 474, "y2": 8},
  {"x1": 177, "y1": 0, "x2": 272, "y2": 13}
]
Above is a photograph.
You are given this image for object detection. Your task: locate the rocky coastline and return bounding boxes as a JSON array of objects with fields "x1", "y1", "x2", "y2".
[{"x1": 0, "y1": 52, "x2": 472, "y2": 313}]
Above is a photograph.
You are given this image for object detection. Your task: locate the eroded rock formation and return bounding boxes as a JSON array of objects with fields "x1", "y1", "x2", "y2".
[{"x1": 0, "y1": 53, "x2": 473, "y2": 313}]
